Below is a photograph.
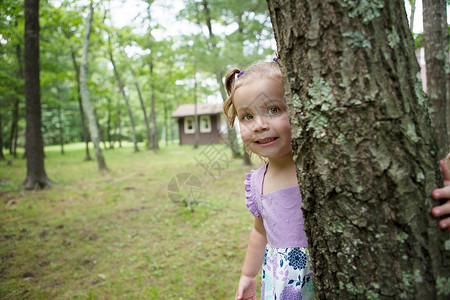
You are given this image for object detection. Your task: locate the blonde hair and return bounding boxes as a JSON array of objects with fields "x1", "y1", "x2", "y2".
[{"x1": 223, "y1": 61, "x2": 282, "y2": 127}]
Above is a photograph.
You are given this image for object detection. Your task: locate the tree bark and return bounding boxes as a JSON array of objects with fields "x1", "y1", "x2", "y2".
[
  {"x1": 422, "y1": 0, "x2": 449, "y2": 159},
  {"x1": 267, "y1": 0, "x2": 450, "y2": 298},
  {"x1": 24, "y1": 0, "x2": 51, "y2": 189},
  {"x1": 80, "y1": 1, "x2": 108, "y2": 173},
  {"x1": 108, "y1": 38, "x2": 139, "y2": 153}
]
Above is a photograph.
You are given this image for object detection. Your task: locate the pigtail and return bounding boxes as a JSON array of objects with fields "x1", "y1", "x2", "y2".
[
  {"x1": 223, "y1": 67, "x2": 241, "y2": 127},
  {"x1": 224, "y1": 67, "x2": 240, "y2": 96}
]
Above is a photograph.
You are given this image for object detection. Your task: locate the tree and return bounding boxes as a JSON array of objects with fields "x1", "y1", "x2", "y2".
[
  {"x1": 80, "y1": 1, "x2": 108, "y2": 173},
  {"x1": 23, "y1": 0, "x2": 52, "y2": 189},
  {"x1": 130, "y1": 66, "x2": 153, "y2": 150},
  {"x1": 179, "y1": 0, "x2": 274, "y2": 159},
  {"x1": 0, "y1": 103, "x2": 4, "y2": 161},
  {"x1": 409, "y1": 0, "x2": 416, "y2": 30},
  {"x1": 108, "y1": 34, "x2": 139, "y2": 153},
  {"x1": 267, "y1": 0, "x2": 450, "y2": 298},
  {"x1": 422, "y1": 0, "x2": 449, "y2": 159}
]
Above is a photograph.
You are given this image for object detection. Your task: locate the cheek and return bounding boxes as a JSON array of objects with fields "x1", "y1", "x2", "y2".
[{"x1": 239, "y1": 123, "x2": 252, "y2": 144}]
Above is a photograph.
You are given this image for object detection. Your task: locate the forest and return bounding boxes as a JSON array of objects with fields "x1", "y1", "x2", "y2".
[
  {"x1": 0, "y1": 0, "x2": 275, "y2": 163},
  {"x1": 1, "y1": 0, "x2": 449, "y2": 299}
]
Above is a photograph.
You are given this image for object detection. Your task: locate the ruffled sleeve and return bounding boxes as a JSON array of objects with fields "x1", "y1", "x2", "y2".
[{"x1": 244, "y1": 170, "x2": 261, "y2": 218}]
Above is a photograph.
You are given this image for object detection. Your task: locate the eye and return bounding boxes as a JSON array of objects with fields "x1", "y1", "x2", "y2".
[
  {"x1": 241, "y1": 113, "x2": 253, "y2": 121},
  {"x1": 268, "y1": 107, "x2": 280, "y2": 115}
]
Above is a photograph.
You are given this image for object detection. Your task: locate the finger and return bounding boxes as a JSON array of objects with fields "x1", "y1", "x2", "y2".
[
  {"x1": 432, "y1": 187, "x2": 450, "y2": 200},
  {"x1": 440, "y1": 160, "x2": 450, "y2": 183},
  {"x1": 438, "y1": 216, "x2": 450, "y2": 230},
  {"x1": 431, "y1": 200, "x2": 450, "y2": 217}
]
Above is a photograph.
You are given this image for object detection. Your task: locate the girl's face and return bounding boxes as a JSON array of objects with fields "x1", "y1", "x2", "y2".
[{"x1": 233, "y1": 78, "x2": 292, "y2": 160}]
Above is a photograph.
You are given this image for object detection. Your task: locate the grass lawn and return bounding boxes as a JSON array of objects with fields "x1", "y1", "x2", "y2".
[{"x1": 0, "y1": 142, "x2": 265, "y2": 299}]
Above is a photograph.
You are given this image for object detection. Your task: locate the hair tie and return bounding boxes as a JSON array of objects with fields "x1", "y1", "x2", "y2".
[{"x1": 237, "y1": 70, "x2": 245, "y2": 78}]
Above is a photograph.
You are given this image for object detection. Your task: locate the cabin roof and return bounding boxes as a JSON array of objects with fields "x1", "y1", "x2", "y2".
[{"x1": 171, "y1": 103, "x2": 223, "y2": 118}]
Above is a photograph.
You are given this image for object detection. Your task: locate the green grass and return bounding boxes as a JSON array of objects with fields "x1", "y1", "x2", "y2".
[{"x1": 0, "y1": 142, "x2": 264, "y2": 299}]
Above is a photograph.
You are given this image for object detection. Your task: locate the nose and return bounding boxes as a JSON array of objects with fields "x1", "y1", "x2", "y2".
[{"x1": 252, "y1": 115, "x2": 269, "y2": 133}]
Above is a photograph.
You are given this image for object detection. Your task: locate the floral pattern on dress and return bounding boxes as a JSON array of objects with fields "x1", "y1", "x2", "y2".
[{"x1": 262, "y1": 245, "x2": 315, "y2": 300}]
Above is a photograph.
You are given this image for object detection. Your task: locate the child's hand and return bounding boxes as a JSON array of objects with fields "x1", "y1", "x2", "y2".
[
  {"x1": 235, "y1": 274, "x2": 257, "y2": 300},
  {"x1": 431, "y1": 160, "x2": 450, "y2": 231}
]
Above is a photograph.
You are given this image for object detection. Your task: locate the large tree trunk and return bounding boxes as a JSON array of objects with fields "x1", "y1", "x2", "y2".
[
  {"x1": 80, "y1": 1, "x2": 108, "y2": 173},
  {"x1": 267, "y1": 0, "x2": 450, "y2": 299},
  {"x1": 24, "y1": 0, "x2": 51, "y2": 189},
  {"x1": 422, "y1": 0, "x2": 449, "y2": 159},
  {"x1": 108, "y1": 39, "x2": 139, "y2": 153}
]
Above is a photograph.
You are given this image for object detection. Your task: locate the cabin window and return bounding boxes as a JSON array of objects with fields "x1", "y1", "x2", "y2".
[
  {"x1": 184, "y1": 117, "x2": 195, "y2": 134},
  {"x1": 200, "y1": 115, "x2": 212, "y2": 133}
]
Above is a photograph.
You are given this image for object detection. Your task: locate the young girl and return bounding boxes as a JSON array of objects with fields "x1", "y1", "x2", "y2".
[{"x1": 223, "y1": 60, "x2": 450, "y2": 300}]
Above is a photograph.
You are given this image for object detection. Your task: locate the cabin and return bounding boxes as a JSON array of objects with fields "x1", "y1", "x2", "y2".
[{"x1": 171, "y1": 103, "x2": 226, "y2": 145}]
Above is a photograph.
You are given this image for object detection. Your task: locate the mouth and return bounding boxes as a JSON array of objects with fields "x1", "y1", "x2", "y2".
[{"x1": 256, "y1": 137, "x2": 279, "y2": 144}]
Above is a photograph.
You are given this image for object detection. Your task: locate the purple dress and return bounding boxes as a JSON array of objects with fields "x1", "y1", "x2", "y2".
[{"x1": 244, "y1": 163, "x2": 315, "y2": 299}]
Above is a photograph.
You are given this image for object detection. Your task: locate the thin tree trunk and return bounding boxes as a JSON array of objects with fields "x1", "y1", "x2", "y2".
[
  {"x1": 163, "y1": 99, "x2": 168, "y2": 146},
  {"x1": 115, "y1": 95, "x2": 122, "y2": 148},
  {"x1": 194, "y1": 72, "x2": 199, "y2": 149},
  {"x1": 267, "y1": 0, "x2": 449, "y2": 298},
  {"x1": 80, "y1": 1, "x2": 108, "y2": 173},
  {"x1": 0, "y1": 103, "x2": 5, "y2": 161},
  {"x1": 9, "y1": 98, "x2": 19, "y2": 157},
  {"x1": 202, "y1": 0, "x2": 215, "y2": 48},
  {"x1": 24, "y1": 0, "x2": 51, "y2": 189},
  {"x1": 70, "y1": 48, "x2": 91, "y2": 161},
  {"x1": 93, "y1": 107, "x2": 106, "y2": 150},
  {"x1": 423, "y1": 0, "x2": 449, "y2": 159},
  {"x1": 10, "y1": 42, "x2": 24, "y2": 158},
  {"x1": 108, "y1": 37, "x2": 139, "y2": 152},
  {"x1": 12, "y1": 118, "x2": 18, "y2": 157},
  {"x1": 56, "y1": 95, "x2": 64, "y2": 155},
  {"x1": 149, "y1": 60, "x2": 159, "y2": 150},
  {"x1": 106, "y1": 96, "x2": 113, "y2": 149},
  {"x1": 216, "y1": 71, "x2": 242, "y2": 159},
  {"x1": 409, "y1": 0, "x2": 416, "y2": 31},
  {"x1": 199, "y1": 0, "x2": 242, "y2": 158},
  {"x1": 131, "y1": 67, "x2": 152, "y2": 150}
]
